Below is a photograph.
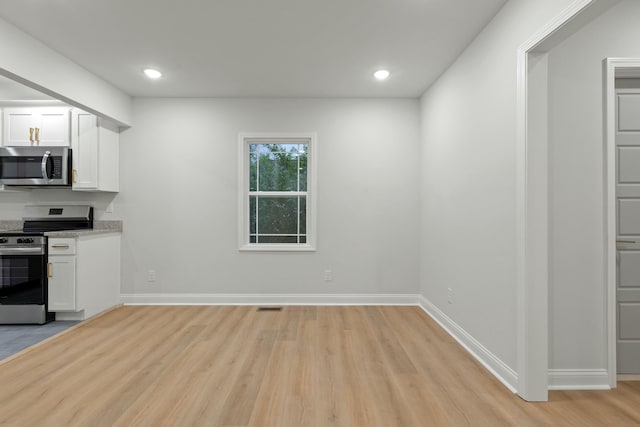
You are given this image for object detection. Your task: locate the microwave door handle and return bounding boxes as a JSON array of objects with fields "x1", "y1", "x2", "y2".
[{"x1": 41, "y1": 151, "x2": 51, "y2": 181}]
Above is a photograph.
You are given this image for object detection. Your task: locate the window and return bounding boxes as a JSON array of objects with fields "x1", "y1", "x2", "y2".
[{"x1": 239, "y1": 133, "x2": 316, "y2": 251}]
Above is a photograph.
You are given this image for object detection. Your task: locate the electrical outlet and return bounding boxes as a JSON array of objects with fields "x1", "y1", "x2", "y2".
[
  {"x1": 447, "y1": 287, "x2": 454, "y2": 304},
  {"x1": 147, "y1": 270, "x2": 157, "y2": 282},
  {"x1": 323, "y1": 269, "x2": 333, "y2": 282}
]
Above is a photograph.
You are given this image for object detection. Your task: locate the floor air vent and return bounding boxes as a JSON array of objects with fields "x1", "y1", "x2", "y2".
[{"x1": 257, "y1": 307, "x2": 283, "y2": 312}]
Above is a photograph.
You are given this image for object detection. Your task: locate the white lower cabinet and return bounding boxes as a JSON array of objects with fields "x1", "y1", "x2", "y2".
[
  {"x1": 47, "y1": 234, "x2": 121, "y2": 320},
  {"x1": 48, "y1": 255, "x2": 77, "y2": 311}
]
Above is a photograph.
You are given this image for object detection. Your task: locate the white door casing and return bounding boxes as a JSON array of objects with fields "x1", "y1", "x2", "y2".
[{"x1": 517, "y1": 0, "x2": 622, "y2": 399}]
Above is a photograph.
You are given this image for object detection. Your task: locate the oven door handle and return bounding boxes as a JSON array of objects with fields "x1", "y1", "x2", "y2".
[
  {"x1": 0, "y1": 247, "x2": 45, "y2": 256},
  {"x1": 41, "y1": 150, "x2": 52, "y2": 182}
]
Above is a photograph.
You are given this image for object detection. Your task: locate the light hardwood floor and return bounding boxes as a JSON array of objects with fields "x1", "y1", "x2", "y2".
[{"x1": 0, "y1": 305, "x2": 639, "y2": 427}]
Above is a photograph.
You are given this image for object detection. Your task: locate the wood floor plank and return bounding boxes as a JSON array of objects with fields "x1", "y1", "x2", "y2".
[
  {"x1": 1, "y1": 305, "x2": 640, "y2": 427},
  {"x1": 286, "y1": 308, "x2": 317, "y2": 427}
]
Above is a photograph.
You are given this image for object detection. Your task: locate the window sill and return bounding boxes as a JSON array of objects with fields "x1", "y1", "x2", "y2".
[{"x1": 239, "y1": 244, "x2": 316, "y2": 252}]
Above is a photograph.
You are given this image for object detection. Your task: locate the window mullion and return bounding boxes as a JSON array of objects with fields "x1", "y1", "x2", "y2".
[
  {"x1": 249, "y1": 191, "x2": 305, "y2": 197},
  {"x1": 254, "y1": 195, "x2": 259, "y2": 245}
]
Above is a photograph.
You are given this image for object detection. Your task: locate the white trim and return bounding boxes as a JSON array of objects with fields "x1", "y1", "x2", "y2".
[
  {"x1": 417, "y1": 296, "x2": 518, "y2": 393},
  {"x1": 603, "y1": 58, "x2": 640, "y2": 389},
  {"x1": 237, "y1": 132, "x2": 317, "y2": 252},
  {"x1": 55, "y1": 311, "x2": 85, "y2": 321},
  {"x1": 238, "y1": 244, "x2": 316, "y2": 252},
  {"x1": 515, "y1": 0, "x2": 605, "y2": 401},
  {"x1": 548, "y1": 369, "x2": 611, "y2": 390},
  {"x1": 519, "y1": 0, "x2": 599, "y2": 53},
  {"x1": 121, "y1": 293, "x2": 419, "y2": 306}
]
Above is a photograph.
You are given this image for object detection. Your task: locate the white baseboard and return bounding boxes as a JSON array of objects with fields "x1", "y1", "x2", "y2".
[
  {"x1": 417, "y1": 295, "x2": 519, "y2": 393},
  {"x1": 54, "y1": 311, "x2": 85, "y2": 321},
  {"x1": 120, "y1": 293, "x2": 420, "y2": 306},
  {"x1": 548, "y1": 369, "x2": 611, "y2": 390}
]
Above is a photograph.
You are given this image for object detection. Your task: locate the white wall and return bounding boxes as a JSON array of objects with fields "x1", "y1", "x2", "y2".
[
  {"x1": 419, "y1": 0, "x2": 575, "y2": 372},
  {"x1": 0, "y1": 17, "x2": 132, "y2": 126},
  {"x1": 117, "y1": 98, "x2": 420, "y2": 295},
  {"x1": 547, "y1": 0, "x2": 640, "y2": 370}
]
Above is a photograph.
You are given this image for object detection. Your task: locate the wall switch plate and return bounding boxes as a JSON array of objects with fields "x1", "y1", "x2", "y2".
[
  {"x1": 447, "y1": 287, "x2": 453, "y2": 304},
  {"x1": 147, "y1": 270, "x2": 156, "y2": 282},
  {"x1": 323, "y1": 270, "x2": 333, "y2": 282}
]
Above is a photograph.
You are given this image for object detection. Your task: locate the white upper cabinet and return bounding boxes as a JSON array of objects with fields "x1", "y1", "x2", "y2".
[
  {"x1": 2, "y1": 107, "x2": 70, "y2": 146},
  {"x1": 71, "y1": 109, "x2": 119, "y2": 192}
]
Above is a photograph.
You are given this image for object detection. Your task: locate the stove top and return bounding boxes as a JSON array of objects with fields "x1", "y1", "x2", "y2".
[
  {"x1": 0, "y1": 234, "x2": 46, "y2": 245},
  {"x1": 1, "y1": 205, "x2": 94, "y2": 237}
]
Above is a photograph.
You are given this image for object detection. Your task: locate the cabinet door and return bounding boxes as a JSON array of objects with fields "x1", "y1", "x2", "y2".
[
  {"x1": 2, "y1": 107, "x2": 70, "y2": 146},
  {"x1": 71, "y1": 110, "x2": 99, "y2": 189},
  {"x1": 48, "y1": 255, "x2": 76, "y2": 311},
  {"x1": 2, "y1": 108, "x2": 38, "y2": 146},
  {"x1": 37, "y1": 108, "x2": 70, "y2": 146}
]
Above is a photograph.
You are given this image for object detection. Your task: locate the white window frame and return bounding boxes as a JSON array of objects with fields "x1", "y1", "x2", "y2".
[{"x1": 238, "y1": 132, "x2": 317, "y2": 252}]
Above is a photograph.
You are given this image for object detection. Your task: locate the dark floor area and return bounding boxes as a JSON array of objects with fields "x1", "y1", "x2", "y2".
[{"x1": 0, "y1": 321, "x2": 79, "y2": 360}]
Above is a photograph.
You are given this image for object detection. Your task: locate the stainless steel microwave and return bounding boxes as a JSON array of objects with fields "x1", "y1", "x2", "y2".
[{"x1": 0, "y1": 146, "x2": 71, "y2": 187}]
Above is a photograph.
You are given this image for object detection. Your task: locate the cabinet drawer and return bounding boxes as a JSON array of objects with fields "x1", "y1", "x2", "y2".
[{"x1": 48, "y1": 238, "x2": 76, "y2": 255}]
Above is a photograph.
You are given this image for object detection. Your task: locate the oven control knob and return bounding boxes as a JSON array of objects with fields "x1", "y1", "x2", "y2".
[{"x1": 0, "y1": 238, "x2": 7, "y2": 244}]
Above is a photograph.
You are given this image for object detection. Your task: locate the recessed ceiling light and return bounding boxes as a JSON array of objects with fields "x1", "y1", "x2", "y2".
[
  {"x1": 374, "y1": 69, "x2": 390, "y2": 81},
  {"x1": 143, "y1": 68, "x2": 163, "y2": 79}
]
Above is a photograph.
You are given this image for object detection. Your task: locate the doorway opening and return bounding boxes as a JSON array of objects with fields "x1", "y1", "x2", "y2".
[
  {"x1": 604, "y1": 60, "x2": 640, "y2": 385},
  {"x1": 517, "y1": 0, "x2": 621, "y2": 401}
]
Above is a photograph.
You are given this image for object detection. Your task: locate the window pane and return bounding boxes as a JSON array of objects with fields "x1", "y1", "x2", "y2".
[
  {"x1": 257, "y1": 197, "x2": 298, "y2": 235},
  {"x1": 249, "y1": 144, "x2": 270, "y2": 154},
  {"x1": 300, "y1": 235, "x2": 307, "y2": 244},
  {"x1": 251, "y1": 143, "x2": 299, "y2": 154},
  {"x1": 250, "y1": 235, "x2": 257, "y2": 243},
  {"x1": 258, "y1": 235, "x2": 298, "y2": 244},
  {"x1": 299, "y1": 196, "x2": 306, "y2": 235},
  {"x1": 249, "y1": 196, "x2": 256, "y2": 234},
  {"x1": 299, "y1": 151, "x2": 307, "y2": 191},
  {"x1": 258, "y1": 151, "x2": 299, "y2": 191},
  {"x1": 271, "y1": 144, "x2": 299, "y2": 153},
  {"x1": 249, "y1": 152, "x2": 257, "y2": 191}
]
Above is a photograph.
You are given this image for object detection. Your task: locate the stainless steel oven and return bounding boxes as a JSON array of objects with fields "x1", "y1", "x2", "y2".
[
  {"x1": 0, "y1": 235, "x2": 53, "y2": 324},
  {"x1": 0, "y1": 146, "x2": 71, "y2": 187}
]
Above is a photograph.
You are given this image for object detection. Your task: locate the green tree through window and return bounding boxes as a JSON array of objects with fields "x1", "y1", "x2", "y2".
[{"x1": 248, "y1": 143, "x2": 308, "y2": 244}]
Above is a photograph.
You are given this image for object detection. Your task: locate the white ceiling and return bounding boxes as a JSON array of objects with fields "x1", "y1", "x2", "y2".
[{"x1": 0, "y1": 0, "x2": 506, "y2": 98}]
